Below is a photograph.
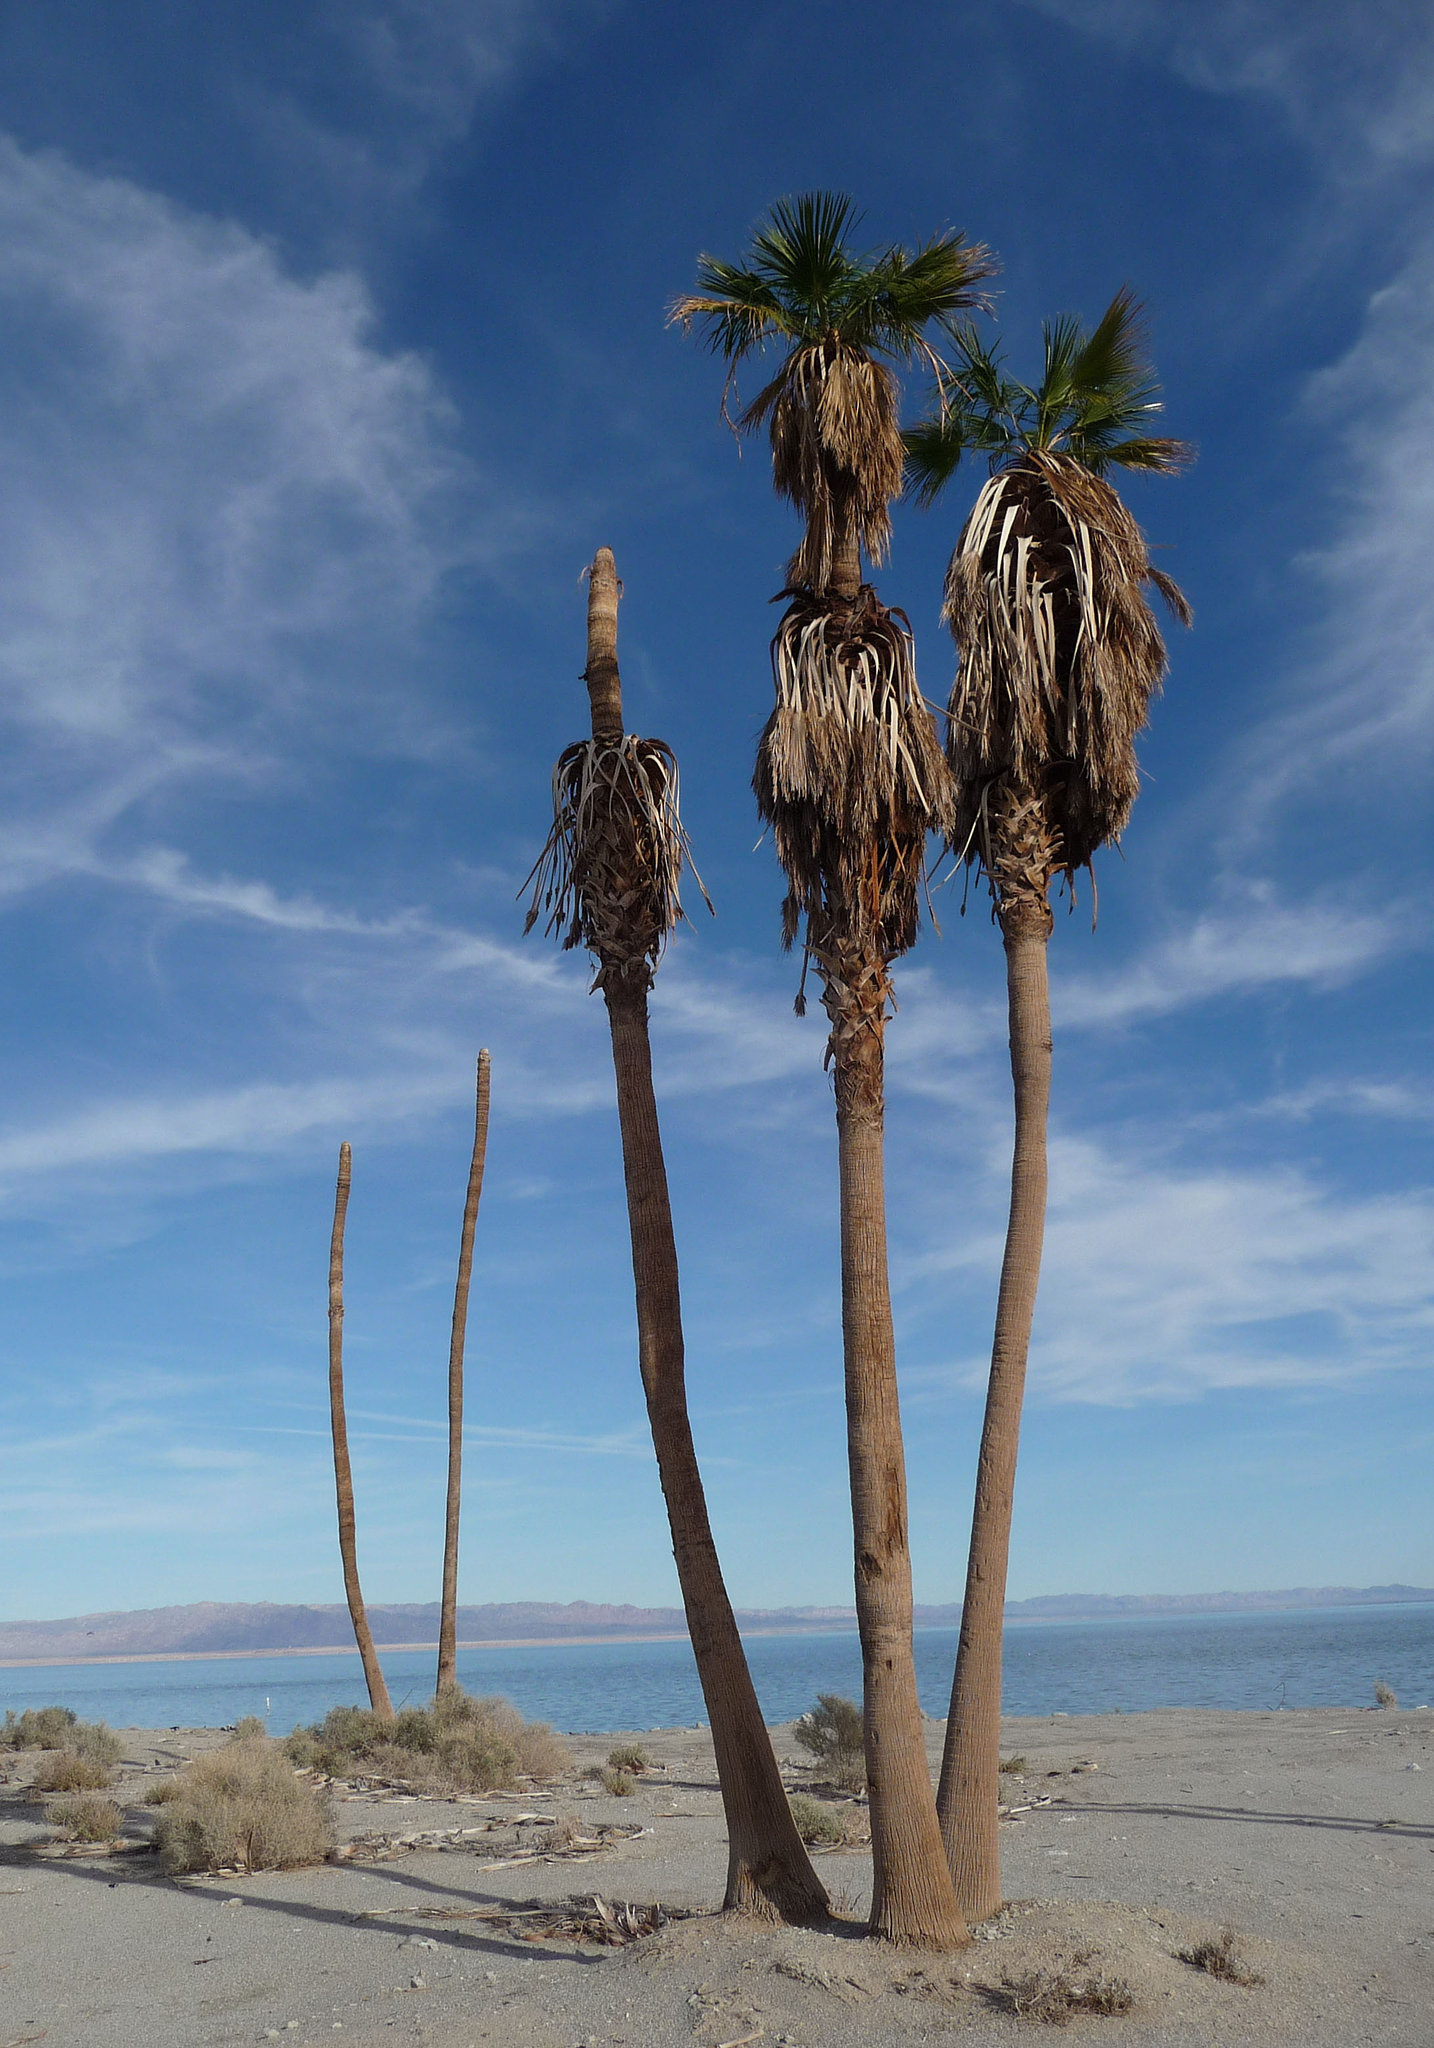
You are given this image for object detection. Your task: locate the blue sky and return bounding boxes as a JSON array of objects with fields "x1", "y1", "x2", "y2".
[{"x1": 1, "y1": 0, "x2": 1431, "y2": 1623}]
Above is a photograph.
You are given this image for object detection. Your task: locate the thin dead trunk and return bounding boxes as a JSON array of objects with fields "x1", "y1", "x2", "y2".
[
  {"x1": 327, "y1": 1142, "x2": 394, "y2": 1720},
  {"x1": 437, "y1": 1049, "x2": 492, "y2": 1696},
  {"x1": 581, "y1": 547, "x2": 827, "y2": 1925},
  {"x1": 936, "y1": 908, "x2": 1051, "y2": 1922},
  {"x1": 833, "y1": 1013, "x2": 970, "y2": 1949}
]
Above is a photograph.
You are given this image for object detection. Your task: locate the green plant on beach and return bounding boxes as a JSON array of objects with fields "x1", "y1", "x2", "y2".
[
  {"x1": 906, "y1": 290, "x2": 1190, "y2": 1926},
  {"x1": 599, "y1": 1766, "x2": 636, "y2": 1797},
  {"x1": 607, "y1": 1743, "x2": 649, "y2": 1774},
  {"x1": 285, "y1": 1688, "x2": 569, "y2": 1793},
  {"x1": 792, "y1": 1694, "x2": 866, "y2": 1792},
  {"x1": 674, "y1": 190, "x2": 993, "y2": 1951},
  {"x1": 787, "y1": 1791, "x2": 848, "y2": 1847}
]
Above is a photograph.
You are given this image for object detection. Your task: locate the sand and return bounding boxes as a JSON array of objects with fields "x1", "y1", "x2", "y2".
[{"x1": 2, "y1": 1707, "x2": 1431, "y2": 2046}]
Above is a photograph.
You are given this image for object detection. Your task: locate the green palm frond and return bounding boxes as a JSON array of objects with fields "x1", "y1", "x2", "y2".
[
  {"x1": 673, "y1": 193, "x2": 996, "y2": 595},
  {"x1": 906, "y1": 290, "x2": 1192, "y2": 488},
  {"x1": 670, "y1": 192, "x2": 995, "y2": 371}
]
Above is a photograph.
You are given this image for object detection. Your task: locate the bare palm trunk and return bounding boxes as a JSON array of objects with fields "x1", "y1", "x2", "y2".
[
  {"x1": 584, "y1": 549, "x2": 827, "y2": 1924},
  {"x1": 328, "y1": 1142, "x2": 394, "y2": 1720},
  {"x1": 832, "y1": 1000, "x2": 969, "y2": 1950},
  {"x1": 936, "y1": 907, "x2": 1051, "y2": 1922},
  {"x1": 437, "y1": 1050, "x2": 492, "y2": 1696}
]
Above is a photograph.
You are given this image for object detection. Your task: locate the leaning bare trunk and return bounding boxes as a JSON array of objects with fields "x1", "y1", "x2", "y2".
[
  {"x1": 833, "y1": 1005, "x2": 969, "y2": 1950},
  {"x1": 438, "y1": 1050, "x2": 492, "y2": 1696},
  {"x1": 605, "y1": 982, "x2": 829, "y2": 1922},
  {"x1": 327, "y1": 1143, "x2": 394, "y2": 1720},
  {"x1": 936, "y1": 906, "x2": 1051, "y2": 1922}
]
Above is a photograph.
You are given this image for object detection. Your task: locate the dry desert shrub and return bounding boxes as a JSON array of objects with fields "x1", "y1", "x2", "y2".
[
  {"x1": 3, "y1": 1705, "x2": 79, "y2": 1749},
  {"x1": 285, "y1": 1688, "x2": 569, "y2": 1793},
  {"x1": 598, "y1": 1766, "x2": 636, "y2": 1796},
  {"x1": 32, "y1": 1750, "x2": 116, "y2": 1794},
  {"x1": 1374, "y1": 1680, "x2": 1398, "y2": 1709},
  {"x1": 44, "y1": 1792, "x2": 123, "y2": 1843},
  {"x1": 144, "y1": 1776, "x2": 184, "y2": 1805},
  {"x1": 607, "y1": 1743, "x2": 649, "y2": 1774},
  {"x1": 1178, "y1": 1926, "x2": 1265, "y2": 1987},
  {"x1": 231, "y1": 1716, "x2": 268, "y2": 1740},
  {"x1": 1001, "y1": 1967, "x2": 1134, "y2": 2025},
  {"x1": 792, "y1": 1693, "x2": 866, "y2": 1792},
  {"x1": 150, "y1": 1733, "x2": 333, "y2": 1874},
  {"x1": 787, "y1": 1791, "x2": 847, "y2": 1846},
  {"x1": 999, "y1": 1754, "x2": 1028, "y2": 1775},
  {"x1": 4, "y1": 1710, "x2": 119, "y2": 1769}
]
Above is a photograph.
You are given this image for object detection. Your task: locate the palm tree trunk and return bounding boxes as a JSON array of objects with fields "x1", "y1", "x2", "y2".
[
  {"x1": 580, "y1": 545, "x2": 826, "y2": 1924},
  {"x1": 327, "y1": 1142, "x2": 394, "y2": 1720},
  {"x1": 833, "y1": 1009, "x2": 969, "y2": 1949},
  {"x1": 936, "y1": 906, "x2": 1051, "y2": 1922},
  {"x1": 605, "y1": 982, "x2": 829, "y2": 1921},
  {"x1": 437, "y1": 1049, "x2": 492, "y2": 1696}
]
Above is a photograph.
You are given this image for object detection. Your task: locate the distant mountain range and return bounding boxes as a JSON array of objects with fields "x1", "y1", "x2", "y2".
[{"x1": 1, "y1": 1585, "x2": 1429, "y2": 1663}]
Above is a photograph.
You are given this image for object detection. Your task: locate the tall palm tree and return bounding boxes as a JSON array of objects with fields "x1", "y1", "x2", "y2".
[
  {"x1": 327, "y1": 1142, "x2": 394, "y2": 1719},
  {"x1": 437, "y1": 1049, "x2": 492, "y2": 1696},
  {"x1": 525, "y1": 548, "x2": 828, "y2": 1925},
  {"x1": 906, "y1": 290, "x2": 1191, "y2": 1923},
  {"x1": 673, "y1": 193, "x2": 993, "y2": 1949}
]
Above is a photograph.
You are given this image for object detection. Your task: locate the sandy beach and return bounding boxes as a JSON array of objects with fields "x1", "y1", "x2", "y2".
[{"x1": 2, "y1": 1706, "x2": 1431, "y2": 2047}]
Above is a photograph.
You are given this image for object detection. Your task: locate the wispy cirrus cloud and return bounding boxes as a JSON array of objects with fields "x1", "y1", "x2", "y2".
[
  {"x1": 913, "y1": 1129, "x2": 1434, "y2": 1404},
  {"x1": 0, "y1": 133, "x2": 525, "y2": 902}
]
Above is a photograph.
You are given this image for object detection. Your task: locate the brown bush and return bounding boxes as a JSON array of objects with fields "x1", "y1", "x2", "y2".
[
  {"x1": 33, "y1": 1750, "x2": 115, "y2": 1794},
  {"x1": 599, "y1": 1766, "x2": 635, "y2": 1796},
  {"x1": 150, "y1": 1734, "x2": 333, "y2": 1874},
  {"x1": 285, "y1": 1689, "x2": 570, "y2": 1794},
  {"x1": 1001, "y1": 1968, "x2": 1134, "y2": 2024},
  {"x1": 3, "y1": 1706, "x2": 78, "y2": 1749},
  {"x1": 1178, "y1": 1927, "x2": 1265, "y2": 1987},
  {"x1": 44, "y1": 1793, "x2": 123, "y2": 1843}
]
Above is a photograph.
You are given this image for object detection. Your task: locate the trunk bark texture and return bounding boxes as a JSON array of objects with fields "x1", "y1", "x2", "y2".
[
  {"x1": 936, "y1": 906, "x2": 1052, "y2": 1922},
  {"x1": 437, "y1": 1049, "x2": 492, "y2": 1696},
  {"x1": 605, "y1": 984, "x2": 828, "y2": 1921},
  {"x1": 579, "y1": 546, "x2": 827, "y2": 1924},
  {"x1": 327, "y1": 1142, "x2": 394, "y2": 1720},
  {"x1": 833, "y1": 1017, "x2": 969, "y2": 1949}
]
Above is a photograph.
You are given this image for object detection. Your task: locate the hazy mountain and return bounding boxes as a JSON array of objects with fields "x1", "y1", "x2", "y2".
[{"x1": 0, "y1": 1585, "x2": 1429, "y2": 1662}]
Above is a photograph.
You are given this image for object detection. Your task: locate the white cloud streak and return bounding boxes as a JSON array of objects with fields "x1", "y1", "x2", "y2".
[{"x1": 917, "y1": 1131, "x2": 1434, "y2": 1403}]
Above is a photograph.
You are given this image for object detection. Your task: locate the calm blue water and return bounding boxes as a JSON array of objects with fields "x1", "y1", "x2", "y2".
[{"x1": 3, "y1": 1605, "x2": 1431, "y2": 1735}]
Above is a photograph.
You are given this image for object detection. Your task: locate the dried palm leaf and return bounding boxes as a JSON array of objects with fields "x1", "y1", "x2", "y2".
[
  {"x1": 755, "y1": 588, "x2": 953, "y2": 1050},
  {"x1": 523, "y1": 735, "x2": 709, "y2": 992},
  {"x1": 743, "y1": 340, "x2": 904, "y2": 592},
  {"x1": 944, "y1": 449, "x2": 1188, "y2": 898}
]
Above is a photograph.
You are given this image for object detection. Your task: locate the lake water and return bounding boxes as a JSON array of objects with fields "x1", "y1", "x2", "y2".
[{"x1": 3, "y1": 1605, "x2": 1431, "y2": 1735}]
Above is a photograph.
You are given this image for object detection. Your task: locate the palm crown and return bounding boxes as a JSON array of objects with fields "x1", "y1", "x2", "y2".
[
  {"x1": 905, "y1": 291, "x2": 1191, "y2": 897},
  {"x1": 904, "y1": 287, "x2": 1191, "y2": 497},
  {"x1": 672, "y1": 192, "x2": 995, "y2": 593}
]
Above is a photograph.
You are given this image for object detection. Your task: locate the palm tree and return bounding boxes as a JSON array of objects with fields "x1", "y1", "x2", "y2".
[
  {"x1": 524, "y1": 548, "x2": 828, "y2": 1925},
  {"x1": 327, "y1": 1142, "x2": 394, "y2": 1719},
  {"x1": 437, "y1": 1049, "x2": 492, "y2": 1696},
  {"x1": 673, "y1": 193, "x2": 993, "y2": 1949},
  {"x1": 906, "y1": 290, "x2": 1191, "y2": 1922}
]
